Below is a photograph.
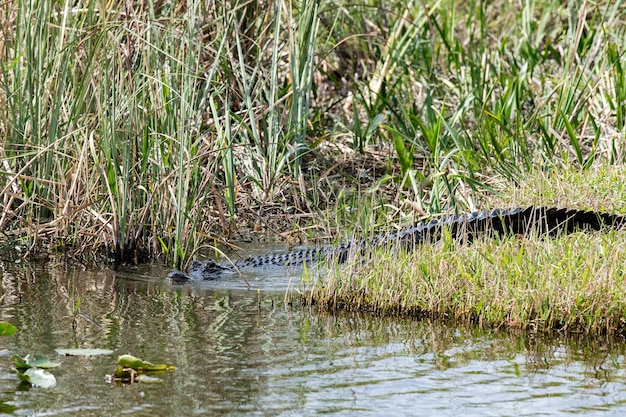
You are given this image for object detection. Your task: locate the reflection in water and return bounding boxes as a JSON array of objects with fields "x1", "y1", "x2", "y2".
[{"x1": 0, "y1": 260, "x2": 625, "y2": 415}]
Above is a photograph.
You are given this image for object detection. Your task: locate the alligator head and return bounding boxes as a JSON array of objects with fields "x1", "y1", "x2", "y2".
[{"x1": 167, "y1": 259, "x2": 234, "y2": 282}]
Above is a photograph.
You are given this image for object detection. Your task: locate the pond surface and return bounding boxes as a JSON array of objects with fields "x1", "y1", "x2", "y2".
[{"x1": 1, "y1": 251, "x2": 626, "y2": 416}]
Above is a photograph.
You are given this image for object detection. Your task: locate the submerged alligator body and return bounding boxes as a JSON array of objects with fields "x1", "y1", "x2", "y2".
[{"x1": 167, "y1": 206, "x2": 626, "y2": 281}]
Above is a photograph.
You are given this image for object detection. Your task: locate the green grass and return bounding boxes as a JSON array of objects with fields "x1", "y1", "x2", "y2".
[
  {"x1": 0, "y1": 0, "x2": 625, "y2": 266},
  {"x1": 310, "y1": 231, "x2": 626, "y2": 334},
  {"x1": 308, "y1": 167, "x2": 626, "y2": 334}
]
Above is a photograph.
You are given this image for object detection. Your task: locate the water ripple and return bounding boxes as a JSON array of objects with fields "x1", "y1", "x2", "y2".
[{"x1": 1, "y1": 261, "x2": 626, "y2": 416}]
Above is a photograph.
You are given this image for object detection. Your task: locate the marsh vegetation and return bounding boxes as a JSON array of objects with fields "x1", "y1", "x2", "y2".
[
  {"x1": 1, "y1": 0, "x2": 626, "y2": 331},
  {"x1": 2, "y1": 0, "x2": 624, "y2": 264}
]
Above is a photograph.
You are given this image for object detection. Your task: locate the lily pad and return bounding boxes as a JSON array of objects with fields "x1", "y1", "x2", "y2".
[
  {"x1": 0, "y1": 322, "x2": 16, "y2": 337},
  {"x1": 12, "y1": 354, "x2": 62, "y2": 370},
  {"x1": 117, "y1": 354, "x2": 175, "y2": 372},
  {"x1": 17, "y1": 368, "x2": 57, "y2": 388},
  {"x1": 55, "y1": 348, "x2": 114, "y2": 357}
]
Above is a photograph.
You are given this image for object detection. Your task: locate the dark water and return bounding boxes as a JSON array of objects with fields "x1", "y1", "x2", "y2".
[{"x1": 1, "y1": 257, "x2": 626, "y2": 416}]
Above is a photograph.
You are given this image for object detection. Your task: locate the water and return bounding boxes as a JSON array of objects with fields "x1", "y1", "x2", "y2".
[{"x1": 1, "y1": 256, "x2": 626, "y2": 416}]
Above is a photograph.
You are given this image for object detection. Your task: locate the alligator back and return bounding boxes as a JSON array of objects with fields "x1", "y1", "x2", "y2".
[{"x1": 168, "y1": 206, "x2": 626, "y2": 281}]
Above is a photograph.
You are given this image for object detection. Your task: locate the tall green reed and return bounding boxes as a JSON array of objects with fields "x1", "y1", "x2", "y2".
[
  {"x1": 1, "y1": 0, "x2": 328, "y2": 264},
  {"x1": 287, "y1": 0, "x2": 319, "y2": 177},
  {"x1": 0, "y1": 0, "x2": 220, "y2": 264}
]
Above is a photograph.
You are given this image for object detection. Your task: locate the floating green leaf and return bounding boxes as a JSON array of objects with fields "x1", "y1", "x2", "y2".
[
  {"x1": 55, "y1": 348, "x2": 114, "y2": 357},
  {"x1": 17, "y1": 368, "x2": 57, "y2": 388},
  {"x1": 0, "y1": 322, "x2": 17, "y2": 337},
  {"x1": 117, "y1": 354, "x2": 175, "y2": 372},
  {"x1": 12, "y1": 354, "x2": 62, "y2": 370}
]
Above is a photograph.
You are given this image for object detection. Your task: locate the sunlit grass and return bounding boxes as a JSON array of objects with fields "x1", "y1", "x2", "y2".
[
  {"x1": 309, "y1": 166, "x2": 626, "y2": 334},
  {"x1": 311, "y1": 231, "x2": 626, "y2": 334}
]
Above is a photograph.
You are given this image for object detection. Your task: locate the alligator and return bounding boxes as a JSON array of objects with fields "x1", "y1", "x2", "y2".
[{"x1": 167, "y1": 206, "x2": 626, "y2": 281}]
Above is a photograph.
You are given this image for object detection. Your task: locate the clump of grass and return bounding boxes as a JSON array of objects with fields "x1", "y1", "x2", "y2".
[
  {"x1": 309, "y1": 166, "x2": 626, "y2": 334},
  {"x1": 484, "y1": 164, "x2": 626, "y2": 214},
  {"x1": 311, "y1": 231, "x2": 626, "y2": 334},
  {"x1": 0, "y1": 0, "x2": 221, "y2": 265}
]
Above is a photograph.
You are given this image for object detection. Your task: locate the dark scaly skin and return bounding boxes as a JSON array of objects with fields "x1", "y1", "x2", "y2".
[{"x1": 167, "y1": 207, "x2": 626, "y2": 281}]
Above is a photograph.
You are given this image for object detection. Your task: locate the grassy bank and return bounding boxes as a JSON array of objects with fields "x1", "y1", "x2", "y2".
[
  {"x1": 309, "y1": 166, "x2": 626, "y2": 334},
  {"x1": 1, "y1": 0, "x2": 625, "y2": 266}
]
